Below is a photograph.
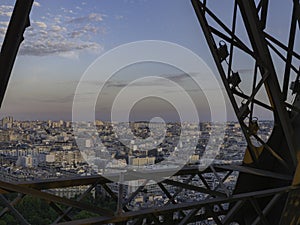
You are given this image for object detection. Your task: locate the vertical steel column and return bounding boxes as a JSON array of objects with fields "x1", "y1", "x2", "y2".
[
  {"x1": 191, "y1": 0, "x2": 260, "y2": 165},
  {"x1": 283, "y1": 0, "x2": 300, "y2": 100},
  {"x1": 237, "y1": 0, "x2": 298, "y2": 167}
]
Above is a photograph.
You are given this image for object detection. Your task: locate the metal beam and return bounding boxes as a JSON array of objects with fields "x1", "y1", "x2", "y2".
[
  {"x1": 191, "y1": 0, "x2": 260, "y2": 164},
  {"x1": 215, "y1": 164, "x2": 293, "y2": 181},
  {"x1": 0, "y1": 194, "x2": 29, "y2": 225},
  {"x1": 55, "y1": 185, "x2": 300, "y2": 225},
  {"x1": 237, "y1": 0, "x2": 298, "y2": 166},
  {"x1": 0, "y1": 193, "x2": 24, "y2": 218},
  {"x1": 0, "y1": 180, "x2": 114, "y2": 216},
  {"x1": 162, "y1": 179, "x2": 226, "y2": 197},
  {"x1": 53, "y1": 183, "x2": 99, "y2": 223},
  {"x1": 0, "y1": 0, "x2": 34, "y2": 107},
  {"x1": 283, "y1": 0, "x2": 299, "y2": 99}
]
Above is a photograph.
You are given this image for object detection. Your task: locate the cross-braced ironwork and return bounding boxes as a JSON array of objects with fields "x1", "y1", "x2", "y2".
[
  {"x1": 192, "y1": 0, "x2": 300, "y2": 224},
  {"x1": 0, "y1": 165, "x2": 298, "y2": 224},
  {"x1": 0, "y1": 0, "x2": 299, "y2": 224}
]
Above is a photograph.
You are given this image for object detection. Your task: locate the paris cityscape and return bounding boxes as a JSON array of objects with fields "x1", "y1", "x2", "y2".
[{"x1": 0, "y1": 116, "x2": 273, "y2": 204}]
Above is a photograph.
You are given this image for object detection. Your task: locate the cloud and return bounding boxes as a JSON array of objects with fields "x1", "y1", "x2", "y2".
[
  {"x1": 35, "y1": 94, "x2": 75, "y2": 104},
  {"x1": 34, "y1": 21, "x2": 47, "y2": 29},
  {"x1": 75, "y1": 74, "x2": 190, "y2": 89},
  {"x1": 115, "y1": 15, "x2": 124, "y2": 20},
  {"x1": 0, "y1": 5, "x2": 13, "y2": 10},
  {"x1": 0, "y1": 27, "x2": 7, "y2": 37},
  {"x1": 59, "y1": 51, "x2": 80, "y2": 59},
  {"x1": 53, "y1": 16, "x2": 62, "y2": 24},
  {"x1": 161, "y1": 73, "x2": 191, "y2": 83},
  {"x1": 105, "y1": 78, "x2": 171, "y2": 88},
  {"x1": 0, "y1": 2, "x2": 106, "y2": 58},
  {"x1": 236, "y1": 68, "x2": 253, "y2": 74},
  {"x1": 68, "y1": 13, "x2": 105, "y2": 24},
  {"x1": 51, "y1": 25, "x2": 66, "y2": 32},
  {"x1": 0, "y1": 21, "x2": 9, "y2": 27},
  {"x1": 33, "y1": 2, "x2": 41, "y2": 7},
  {"x1": 20, "y1": 40, "x2": 102, "y2": 56},
  {"x1": 17, "y1": 11, "x2": 105, "y2": 57},
  {"x1": 88, "y1": 13, "x2": 105, "y2": 22},
  {"x1": 69, "y1": 25, "x2": 101, "y2": 38},
  {"x1": 124, "y1": 0, "x2": 148, "y2": 3},
  {"x1": 0, "y1": 5, "x2": 13, "y2": 17},
  {"x1": 69, "y1": 30, "x2": 84, "y2": 38},
  {"x1": 0, "y1": 20, "x2": 9, "y2": 38}
]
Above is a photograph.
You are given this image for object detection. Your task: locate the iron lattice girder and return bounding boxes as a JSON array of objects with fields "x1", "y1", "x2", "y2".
[
  {"x1": 192, "y1": 0, "x2": 262, "y2": 165},
  {"x1": 283, "y1": 0, "x2": 300, "y2": 99},
  {"x1": 0, "y1": 166, "x2": 226, "y2": 224},
  {"x1": 0, "y1": 165, "x2": 223, "y2": 193},
  {"x1": 192, "y1": 0, "x2": 300, "y2": 224},
  {"x1": 0, "y1": 165, "x2": 295, "y2": 224},
  {"x1": 54, "y1": 185, "x2": 300, "y2": 225},
  {"x1": 192, "y1": 0, "x2": 299, "y2": 167},
  {"x1": 237, "y1": 0, "x2": 298, "y2": 166},
  {"x1": 0, "y1": 179, "x2": 114, "y2": 216},
  {"x1": 0, "y1": 194, "x2": 29, "y2": 225}
]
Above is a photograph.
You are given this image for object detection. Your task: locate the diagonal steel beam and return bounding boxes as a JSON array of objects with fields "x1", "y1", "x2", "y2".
[
  {"x1": 53, "y1": 183, "x2": 99, "y2": 223},
  {"x1": 0, "y1": 180, "x2": 114, "y2": 216},
  {"x1": 215, "y1": 164, "x2": 293, "y2": 181},
  {"x1": 165, "y1": 175, "x2": 195, "y2": 205},
  {"x1": 49, "y1": 202, "x2": 72, "y2": 222},
  {"x1": 0, "y1": 193, "x2": 25, "y2": 218},
  {"x1": 101, "y1": 183, "x2": 118, "y2": 201},
  {"x1": 256, "y1": 0, "x2": 269, "y2": 30},
  {"x1": 123, "y1": 179, "x2": 149, "y2": 206},
  {"x1": 266, "y1": 39, "x2": 299, "y2": 73},
  {"x1": 0, "y1": 0, "x2": 34, "y2": 108},
  {"x1": 252, "y1": 193, "x2": 283, "y2": 225},
  {"x1": 222, "y1": 200, "x2": 245, "y2": 225},
  {"x1": 206, "y1": 204, "x2": 223, "y2": 225},
  {"x1": 162, "y1": 179, "x2": 226, "y2": 197},
  {"x1": 264, "y1": 31, "x2": 300, "y2": 61},
  {"x1": 283, "y1": 0, "x2": 299, "y2": 99},
  {"x1": 237, "y1": 0, "x2": 298, "y2": 167},
  {"x1": 55, "y1": 185, "x2": 300, "y2": 225},
  {"x1": 178, "y1": 208, "x2": 198, "y2": 225},
  {"x1": 191, "y1": 0, "x2": 260, "y2": 164},
  {"x1": 249, "y1": 198, "x2": 270, "y2": 225},
  {"x1": 0, "y1": 194, "x2": 30, "y2": 225},
  {"x1": 157, "y1": 182, "x2": 187, "y2": 218}
]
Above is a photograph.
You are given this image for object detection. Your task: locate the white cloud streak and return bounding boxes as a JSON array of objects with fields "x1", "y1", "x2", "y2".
[
  {"x1": 0, "y1": 3, "x2": 106, "y2": 58},
  {"x1": 34, "y1": 21, "x2": 47, "y2": 29},
  {"x1": 0, "y1": 5, "x2": 13, "y2": 17},
  {"x1": 33, "y1": 2, "x2": 41, "y2": 7},
  {"x1": 68, "y1": 13, "x2": 105, "y2": 23}
]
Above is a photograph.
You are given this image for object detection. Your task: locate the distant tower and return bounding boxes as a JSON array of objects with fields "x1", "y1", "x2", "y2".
[{"x1": 2, "y1": 116, "x2": 13, "y2": 129}]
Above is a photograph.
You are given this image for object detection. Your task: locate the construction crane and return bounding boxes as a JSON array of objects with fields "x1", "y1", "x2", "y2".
[{"x1": 0, "y1": 0, "x2": 299, "y2": 224}]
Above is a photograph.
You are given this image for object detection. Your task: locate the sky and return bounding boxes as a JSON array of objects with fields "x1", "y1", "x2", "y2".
[{"x1": 0, "y1": 0, "x2": 295, "y2": 122}]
